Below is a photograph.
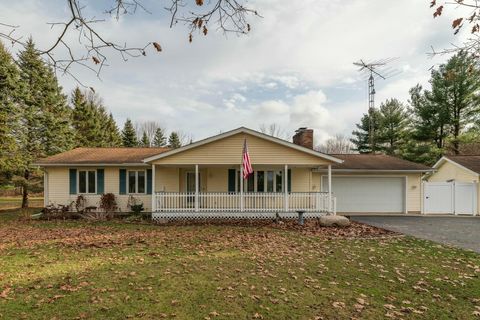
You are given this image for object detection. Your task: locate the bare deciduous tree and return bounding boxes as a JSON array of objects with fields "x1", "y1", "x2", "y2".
[
  {"x1": 0, "y1": 0, "x2": 259, "y2": 84},
  {"x1": 316, "y1": 134, "x2": 355, "y2": 155},
  {"x1": 135, "y1": 121, "x2": 164, "y2": 145},
  {"x1": 177, "y1": 130, "x2": 194, "y2": 145},
  {"x1": 430, "y1": 0, "x2": 480, "y2": 57},
  {"x1": 259, "y1": 123, "x2": 290, "y2": 140}
]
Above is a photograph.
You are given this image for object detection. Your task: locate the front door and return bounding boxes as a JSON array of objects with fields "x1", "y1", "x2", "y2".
[{"x1": 186, "y1": 172, "x2": 201, "y2": 207}]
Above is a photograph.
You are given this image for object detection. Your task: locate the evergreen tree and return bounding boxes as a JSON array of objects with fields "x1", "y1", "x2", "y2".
[
  {"x1": 428, "y1": 51, "x2": 480, "y2": 154},
  {"x1": 140, "y1": 131, "x2": 150, "y2": 147},
  {"x1": 350, "y1": 109, "x2": 382, "y2": 153},
  {"x1": 377, "y1": 99, "x2": 409, "y2": 155},
  {"x1": 122, "y1": 119, "x2": 138, "y2": 147},
  {"x1": 168, "y1": 132, "x2": 182, "y2": 149},
  {"x1": 18, "y1": 39, "x2": 74, "y2": 207},
  {"x1": 152, "y1": 128, "x2": 167, "y2": 147},
  {"x1": 0, "y1": 42, "x2": 22, "y2": 175},
  {"x1": 71, "y1": 88, "x2": 122, "y2": 147},
  {"x1": 105, "y1": 113, "x2": 122, "y2": 146}
]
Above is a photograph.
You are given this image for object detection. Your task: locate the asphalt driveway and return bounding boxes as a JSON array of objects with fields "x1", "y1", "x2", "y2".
[{"x1": 351, "y1": 216, "x2": 480, "y2": 253}]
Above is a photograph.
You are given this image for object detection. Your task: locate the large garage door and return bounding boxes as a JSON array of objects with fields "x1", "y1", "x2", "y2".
[{"x1": 322, "y1": 176, "x2": 405, "y2": 213}]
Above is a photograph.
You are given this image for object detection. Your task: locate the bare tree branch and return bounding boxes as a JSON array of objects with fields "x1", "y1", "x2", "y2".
[
  {"x1": 431, "y1": 0, "x2": 480, "y2": 57},
  {"x1": 0, "y1": 0, "x2": 259, "y2": 85}
]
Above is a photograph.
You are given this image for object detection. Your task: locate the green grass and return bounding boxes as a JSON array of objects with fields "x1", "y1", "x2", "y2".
[
  {"x1": 0, "y1": 197, "x2": 44, "y2": 210},
  {"x1": 0, "y1": 210, "x2": 479, "y2": 319}
]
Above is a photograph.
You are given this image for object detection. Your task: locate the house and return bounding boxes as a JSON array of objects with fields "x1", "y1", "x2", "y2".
[
  {"x1": 35, "y1": 127, "x2": 432, "y2": 219},
  {"x1": 425, "y1": 156, "x2": 479, "y2": 215}
]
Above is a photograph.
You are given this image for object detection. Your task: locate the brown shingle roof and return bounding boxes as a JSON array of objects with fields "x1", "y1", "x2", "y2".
[
  {"x1": 444, "y1": 155, "x2": 480, "y2": 174},
  {"x1": 35, "y1": 147, "x2": 169, "y2": 165},
  {"x1": 330, "y1": 154, "x2": 432, "y2": 171}
]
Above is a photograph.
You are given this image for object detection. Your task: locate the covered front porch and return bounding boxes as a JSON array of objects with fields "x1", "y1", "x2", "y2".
[{"x1": 151, "y1": 164, "x2": 335, "y2": 219}]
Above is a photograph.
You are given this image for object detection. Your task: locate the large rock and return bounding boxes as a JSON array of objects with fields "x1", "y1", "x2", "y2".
[{"x1": 318, "y1": 215, "x2": 351, "y2": 227}]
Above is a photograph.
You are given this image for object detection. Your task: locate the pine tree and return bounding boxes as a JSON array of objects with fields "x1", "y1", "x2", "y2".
[
  {"x1": 0, "y1": 42, "x2": 22, "y2": 175},
  {"x1": 428, "y1": 51, "x2": 480, "y2": 154},
  {"x1": 122, "y1": 119, "x2": 138, "y2": 147},
  {"x1": 168, "y1": 132, "x2": 182, "y2": 149},
  {"x1": 152, "y1": 128, "x2": 167, "y2": 147},
  {"x1": 377, "y1": 99, "x2": 409, "y2": 155},
  {"x1": 140, "y1": 131, "x2": 150, "y2": 147},
  {"x1": 350, "y1": 110, "x2": 382, "y2": 153},
  {"x1": 18, "y1": 39, "x2": 74, "y2": 207},
  {"x1": 71, "y1": 88, "x2": 122, "y2": 147},
  {"x1": 105, "y1": 113, "x2": 122, "y2": 146}
]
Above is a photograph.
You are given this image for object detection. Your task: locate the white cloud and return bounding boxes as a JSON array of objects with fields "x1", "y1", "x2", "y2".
[{"x1": 0, "y1": 0, "x2": 468, "y2": 143}]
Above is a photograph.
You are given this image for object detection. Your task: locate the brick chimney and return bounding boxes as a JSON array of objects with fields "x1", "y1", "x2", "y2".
[{"x1": 293, "y1": 127, "x2": 314, "y2": 149}]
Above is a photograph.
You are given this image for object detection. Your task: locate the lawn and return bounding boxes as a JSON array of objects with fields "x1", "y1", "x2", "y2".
[
  {"x1": 0, "y1": 209, "x2": 479, "y2": 319},
  {"x1": 0, "y1": 197, "x2": 44, "y2": 210}
]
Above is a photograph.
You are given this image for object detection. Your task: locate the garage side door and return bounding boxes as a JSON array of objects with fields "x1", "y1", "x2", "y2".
[
  {"x1": 424, "y1": 182, "x2": 453, "y2": 214},
  {"x1": 322, "y1": 176, "x2": 405, "y2": 213}
]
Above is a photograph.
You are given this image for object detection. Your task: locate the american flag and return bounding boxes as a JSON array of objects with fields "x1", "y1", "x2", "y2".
[{"x1": 242, "y1": 139, "x2": 253, "y2": 179}]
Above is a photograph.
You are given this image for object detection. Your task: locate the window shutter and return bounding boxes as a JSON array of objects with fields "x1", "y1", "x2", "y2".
[
  {"x1": 97, "y1": 169, "x2": 104, "y2": 194},
  {"x1": 146, "y1": 169, "x2": 153, "y2": 194},
  {"x1": 288, "y1": 169, "x2": 291, "y2": 192},
  {"x1": 119, "y1": 169, "x2": 127, "y2": 195},
  {"x1": 228, "y1": 169, "x2": 236, "y2": 193},
  {"x1": 69, "y1": 169, "x2": 77, "y2": 195}
]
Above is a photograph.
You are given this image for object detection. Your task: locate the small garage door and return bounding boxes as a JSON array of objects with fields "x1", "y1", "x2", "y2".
[
  {"x1": 322, "y1": 176, "x2": 405, "y2": 213},
  {"x1": 424, "y1": 182, "x2": 477, "y2": 215}
]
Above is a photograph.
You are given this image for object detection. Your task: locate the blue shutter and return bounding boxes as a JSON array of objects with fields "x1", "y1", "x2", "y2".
[
  {"x1": 228, "y1": 169, "x2": 236, "y2": 193},
  {"x1": 69, "y1": 169, "x2": 77, "y2": 195},
  {"x1": 97, "y1": 169, "x2": 104, "y2": 194},
  {"x1": 287, "y1": 169, "x2": 291, "y2": 192},
  {"x1": 146, "y1": 169, "x2": 153, "y2": 194},
  {"x1": 119, "y1": 169, "x2": 127, "y2": 195}
]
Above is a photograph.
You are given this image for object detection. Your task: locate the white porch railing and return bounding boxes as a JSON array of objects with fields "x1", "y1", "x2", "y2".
[{"x1": 153, "y1": 192, "x2": 336, "y2": 219}]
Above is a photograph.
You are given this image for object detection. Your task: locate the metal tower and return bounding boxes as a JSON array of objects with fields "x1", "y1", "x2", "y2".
[{"x1": 353, "y1": 58, "x2": 399, "y2": 153}]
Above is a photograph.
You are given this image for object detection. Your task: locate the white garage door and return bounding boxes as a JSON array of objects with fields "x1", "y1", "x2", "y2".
[
  {"x1": 322, "y1": 176, "x2": 405, "y2": 213},
  {"x1": 424, "y1": 182, "x2": 477, "y2": 215}
]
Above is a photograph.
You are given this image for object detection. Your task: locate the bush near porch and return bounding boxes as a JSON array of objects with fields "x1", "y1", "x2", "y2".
[{"x1": 0, "y1": 209, "x2": 479, "y2": 319}]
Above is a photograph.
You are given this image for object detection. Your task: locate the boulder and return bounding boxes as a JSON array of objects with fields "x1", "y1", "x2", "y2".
[{"x1": 318, "y1": 215, "x2": 350, "y2": 227}]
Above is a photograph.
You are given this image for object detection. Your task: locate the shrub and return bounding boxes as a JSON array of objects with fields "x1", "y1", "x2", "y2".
[
  {"x1": 99, "y1": 193, "x2": 117, "y2": 219},
  {"x1": 127, "y1": 195, "x2": 144, "y2": 216}
]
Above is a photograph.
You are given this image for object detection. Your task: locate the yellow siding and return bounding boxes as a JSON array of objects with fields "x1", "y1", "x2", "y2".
[
  {"x1": 311, "y1": 172, "x2": 423, "y2": 213},
  {"x1": 46, "y1": 167, "x2": 152, "y2": 212},
  {"x1": 206, "y1": 168, "x2": 228, "y2": 192},
  {"x1": 152, "y1": 133, "x2": 332, "y2": 165},
  {"x1": 428, "y1": 161, "x2": 478, "y2": 183},
  {"x1": 155, "y1": 167, "x2": 179, "y2": 192}
]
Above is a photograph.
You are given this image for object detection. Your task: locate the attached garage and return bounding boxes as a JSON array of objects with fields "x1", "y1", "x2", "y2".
[
  {"x1": 314, "y1": 154, "x2": 432, "y2": 214},
  {"x1": 427, "y1": 156, "x2": 480, "y2": 215},
  {"x1": 322, "y1": 176, "x2": 405, "y2": 213}
]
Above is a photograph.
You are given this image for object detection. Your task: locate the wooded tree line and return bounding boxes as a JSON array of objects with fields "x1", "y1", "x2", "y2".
[
  {"x1": 0, "y1": 39, "x2": 187, "y2": 207},
  {"x1": 350, "y1": 51, "x2": 480, "y2": 165}
]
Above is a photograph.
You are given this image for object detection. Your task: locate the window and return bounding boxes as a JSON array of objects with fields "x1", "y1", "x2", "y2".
[
  {"x1": 266, "y1": 171, "x2": 274, "y2": 192},
  {"x1": 78, "y1": 170, "x2": 96, "y2": 194},
  {"x1": 128, "y1": 170, "x2": 146, "y2": 194},
  {"x1": 235, "y1": 170, "x2": 284, "y2": 193}
]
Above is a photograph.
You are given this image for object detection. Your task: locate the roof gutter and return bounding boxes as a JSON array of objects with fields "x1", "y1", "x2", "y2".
[
  {"x1": 33, "y1": 163, "x2": 150, "y2": 167},
  {"x1": 312, "y1": 168, "x2": 434, "y2": 173}
]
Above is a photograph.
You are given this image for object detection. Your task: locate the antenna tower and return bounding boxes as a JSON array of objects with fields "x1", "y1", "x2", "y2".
[{"x1": 353, "y1": 58, "x2": 399, "y2": 153}]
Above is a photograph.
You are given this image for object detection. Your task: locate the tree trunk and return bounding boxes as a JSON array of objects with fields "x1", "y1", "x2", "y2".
[
  {"x1": 453, "y1": 111, "x2": 461, "y2": 155},
  {"x1": 21, "y1": 170, "x2": 29, "y2": 208}
]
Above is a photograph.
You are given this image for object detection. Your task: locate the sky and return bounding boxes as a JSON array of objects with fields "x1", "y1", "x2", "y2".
[{"x1": 0, "y1": 0, "x2": 467, "y2": 145}]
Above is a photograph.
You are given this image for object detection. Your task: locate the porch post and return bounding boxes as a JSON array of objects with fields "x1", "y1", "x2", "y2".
[
  {"x1": 328, "y1": 164, "x2": 332, "y2": 213},
  {"x1": 240, "y1": 165, "x2": 244, "y2": 212},
  {"x1": 284, "y1": 164, "x2": 288, "y2": 212},
  {"x1": 195, "y1": 164, "x2": 199, "y2": 212},
  {"x1": 151, "y1": 164, "x2": 156, "y2": 212}
]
